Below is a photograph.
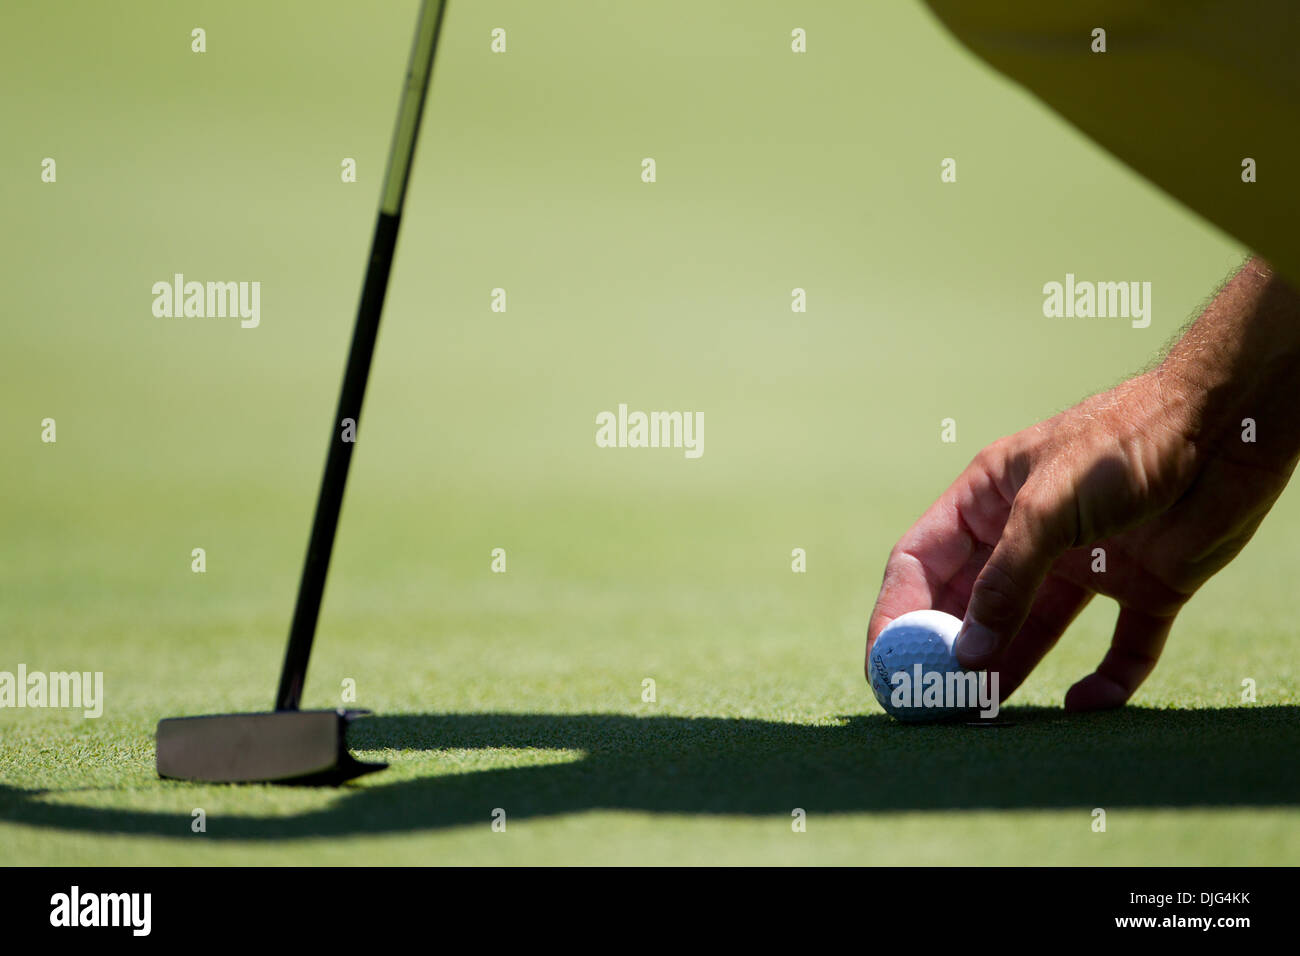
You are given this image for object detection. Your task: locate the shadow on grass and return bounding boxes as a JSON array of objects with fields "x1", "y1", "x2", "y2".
[{"x1": 1, "y1": 706, "x2": 1297, "y2": 839}]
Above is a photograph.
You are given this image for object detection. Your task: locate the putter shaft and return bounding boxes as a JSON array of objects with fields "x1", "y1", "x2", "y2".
[{"x1": 276, "y1": 0, "x2": 448, "y2": 711}]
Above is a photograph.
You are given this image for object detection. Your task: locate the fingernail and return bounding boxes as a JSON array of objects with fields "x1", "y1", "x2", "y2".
[{"x1": 956, "y1": 621, "x2": 998, "y2": 663}]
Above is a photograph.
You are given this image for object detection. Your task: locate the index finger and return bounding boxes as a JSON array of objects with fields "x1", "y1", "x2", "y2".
[{"x1": 867, "y1": 456, "x2": 1013, "y2": 647}]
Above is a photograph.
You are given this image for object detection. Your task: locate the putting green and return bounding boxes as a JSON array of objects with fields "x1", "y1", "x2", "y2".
[{"x1": 2, "y1": 0, "x2": 1296, "y2": 865}]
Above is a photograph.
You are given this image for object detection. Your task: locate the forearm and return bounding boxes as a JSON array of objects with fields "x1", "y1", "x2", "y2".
[{"x1": 1156, "y1": 258, "x2": 1300, "y2": 469}]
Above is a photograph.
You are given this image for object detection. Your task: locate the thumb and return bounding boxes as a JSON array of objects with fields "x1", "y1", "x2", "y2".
[{"x1": 956, "y1": 482, "x2": 1076, "y2": 668}]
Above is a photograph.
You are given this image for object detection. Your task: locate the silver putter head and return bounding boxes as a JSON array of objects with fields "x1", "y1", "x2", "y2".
[{"x1": 156, "y1": 709, "x2": 386, "y2": 785}]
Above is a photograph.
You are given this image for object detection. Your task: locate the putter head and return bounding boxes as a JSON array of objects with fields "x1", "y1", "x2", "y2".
[{"x1": 156, "y1": 709, "x2": 386, "y2": 785}]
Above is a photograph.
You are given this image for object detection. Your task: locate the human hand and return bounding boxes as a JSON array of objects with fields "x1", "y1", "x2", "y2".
[{"x1": 866, "y1": 260, "x2": 1300, "y2": 710}]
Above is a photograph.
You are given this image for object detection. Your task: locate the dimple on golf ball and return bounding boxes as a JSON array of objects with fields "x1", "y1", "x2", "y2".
[{"x1": 868, "y1": 609, "x2": 978, "y2": 722}]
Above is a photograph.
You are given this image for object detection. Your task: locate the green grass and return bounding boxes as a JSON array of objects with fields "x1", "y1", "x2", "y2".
[{"x1": 2, "y1": 0, "x2": 1296, "y2": 865}]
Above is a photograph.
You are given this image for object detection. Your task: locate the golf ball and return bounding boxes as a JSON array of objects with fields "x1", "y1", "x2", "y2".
[{"x1": 868, "y1": 609, "x2": 977, "y2": 722}]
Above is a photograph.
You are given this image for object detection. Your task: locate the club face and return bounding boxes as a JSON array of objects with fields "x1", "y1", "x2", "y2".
[{"x1": 156, "y1": 709, "x2": 386, "y2": 785}]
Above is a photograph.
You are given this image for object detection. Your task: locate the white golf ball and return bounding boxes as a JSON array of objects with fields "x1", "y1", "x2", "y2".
[{"x1": 868, "y1": 609, "x2": 977, "y2": 722}]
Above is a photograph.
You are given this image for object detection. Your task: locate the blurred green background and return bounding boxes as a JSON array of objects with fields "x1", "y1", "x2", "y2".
[{"x1": 2, "y1": 0, "x2": 1295, "y2": 865}]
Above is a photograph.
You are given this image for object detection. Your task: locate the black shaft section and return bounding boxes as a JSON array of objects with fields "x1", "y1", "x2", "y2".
[{"x1": 276, "y1": 211, "x2": 401, "y2": 712}]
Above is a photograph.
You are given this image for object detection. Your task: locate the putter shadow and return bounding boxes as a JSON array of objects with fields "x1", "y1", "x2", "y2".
[{"x1": 1, "y1": 705, "x2": 1297, "y2": 840}]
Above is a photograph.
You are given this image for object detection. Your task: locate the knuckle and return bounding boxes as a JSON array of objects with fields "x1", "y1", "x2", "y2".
[
  {"x1": 1013, "y1": 489, "x2": 1054, "y2": 528},
  {"x1": 971, "y1": 438, "x2": 1008, "y2": 473},
  {"x1": 1012, "y1": 485, "x2": 1072, "y2": 548}
]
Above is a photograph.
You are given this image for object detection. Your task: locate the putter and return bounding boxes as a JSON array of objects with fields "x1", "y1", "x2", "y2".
[{"x1": 156, "y1": 0, "x2": 449, "y2": 785}]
